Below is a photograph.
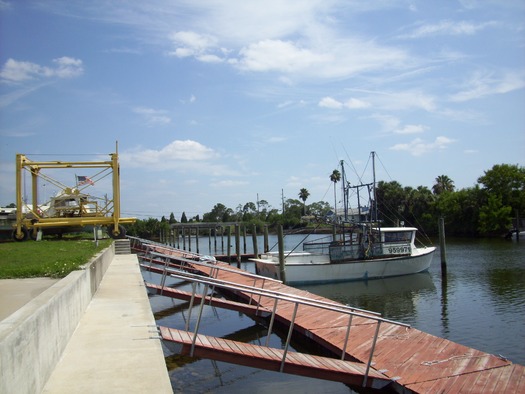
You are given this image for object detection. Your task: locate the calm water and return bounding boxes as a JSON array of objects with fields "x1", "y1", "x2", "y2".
[{"x1": 144, "y1": 234, "x2": 525, "y2": 393}]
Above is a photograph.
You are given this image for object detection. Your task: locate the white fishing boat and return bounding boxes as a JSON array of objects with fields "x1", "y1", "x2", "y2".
[
  {"x1": 252, "y1": 225, "x2": 435, "y2": 284},
  {"x1": 252, "y1": 152, "x2": 436, "y2": 285}
]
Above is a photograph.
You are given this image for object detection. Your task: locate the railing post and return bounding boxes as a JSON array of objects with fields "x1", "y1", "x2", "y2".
[
  {"x1": 185, "y1": 282, "x2": 197, "y2": 331},
  {"x1": 363, "y1": 320, "x2": 382, "y2": 387},
  {"x1": 159, "y1": 258, "x2": 169, "y2": 295},
  {"x1": 280, "y1": 303, "x2": 299, "y2": 372},
  {"x1": 190, "y1": 284, "x2": 209, "y2": 357},
  {"x1": 265, "y1": 298, "x2": 279, "y2": 347},
  {"x1": 341, "y1": 314, "x2": 353, "y2": 360}
]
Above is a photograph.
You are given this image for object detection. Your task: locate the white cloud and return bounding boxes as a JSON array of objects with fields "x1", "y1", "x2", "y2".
[
  {"x1": 399, "y1": 20, "x2": 498, "y2": 39},
  {"x1": 0, "y1": 0, "x2": 11, "y2": 10},
  {"x1": 168, "y1": 31, "x2": 226, "y2": 62},
  {"x1": 0, "y1": 57, "x2": 83, "y2": 82},
  {"x1": 370, "y1": 114, "x2": 428, "y2": 135},
  {"x1": 120, "y1": 140, "x2": 239, "y2": 176},
  {"x1": 319, "y1": 96, "x2": 370, "y2": 109},
  {"x1": 390, "y1": 136, "x2": 455, "y2": 156},
  {"x1": 237, "y1": 39, "x2": 329, "y2": 73},
  {"x1": 395, "y1": 124, "x2": 428, "y2": 134},
  {"x1": 319, "y1": 96, "x2": 343, "y2": 109},
  {"x1": 344, "y1": 98, "x2": 370, "y2": 109},
  {"x1": 235, "y1": 37, "x2": 409, "y2": 79},
  {"x1": 450, "y1": 69, "x2": 525, "y2": 102},
  {"x1": 133, "y1": 107, "x2": 171, "y2": 126},
  {"x1": 210, "y1": 179, "x2": 248, "y2": 188}
]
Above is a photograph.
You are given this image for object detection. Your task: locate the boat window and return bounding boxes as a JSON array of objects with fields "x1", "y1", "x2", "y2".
[{"x1": 384, "y1": 231, "x2": 412, "y2": 243}]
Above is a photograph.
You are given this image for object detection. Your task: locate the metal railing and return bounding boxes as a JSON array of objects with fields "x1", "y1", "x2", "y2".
[{"x1": 131, "y1": 237, "x2": 409, "y2": 387}]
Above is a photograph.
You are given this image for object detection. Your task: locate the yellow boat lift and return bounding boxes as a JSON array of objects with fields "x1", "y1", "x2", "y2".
[{"x1": 13, "y1": 148, "x2": 136, "y2": 241}]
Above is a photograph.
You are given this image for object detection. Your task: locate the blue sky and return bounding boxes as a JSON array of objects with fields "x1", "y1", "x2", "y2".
[{"x1": 1, "y1": 0, "x2": 524, "y2": 220}]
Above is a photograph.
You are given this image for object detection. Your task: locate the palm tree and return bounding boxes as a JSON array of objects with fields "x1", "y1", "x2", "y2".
[
  {"x1": 330, "y1": 169, "x2": 341, "y2": 221},
  {"x1": 433, "y1": 175, "x2": 455, "y2": 195},
  {"x1": 298, "y1": 188, "x2": 310, "y2": 215}
]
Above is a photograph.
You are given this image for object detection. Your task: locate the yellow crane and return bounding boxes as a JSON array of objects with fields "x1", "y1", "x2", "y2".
[{"x1": 13, "y1": 147, "x2": 135, "y2": 241}]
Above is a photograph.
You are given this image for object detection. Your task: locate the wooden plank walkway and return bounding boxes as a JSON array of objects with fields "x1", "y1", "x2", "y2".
[
  {"x1": 159, "y1": 326, "x2": 393, "y2": 390},
  {"x1": 132, "y1": 238, "x2": 525, "y2": 393}
]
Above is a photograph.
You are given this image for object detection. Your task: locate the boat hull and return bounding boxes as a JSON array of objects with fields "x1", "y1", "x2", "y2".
[{"x1": 253, "y1": 247, "x2": 436, "y2": 285}]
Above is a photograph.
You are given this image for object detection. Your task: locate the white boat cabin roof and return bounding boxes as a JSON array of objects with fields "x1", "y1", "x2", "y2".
[{"x1": 371, "y1": 227, "x2": 418, "y2": 232}]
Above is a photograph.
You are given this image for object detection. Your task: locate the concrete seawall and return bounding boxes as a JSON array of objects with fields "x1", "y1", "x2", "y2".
[{"x1": 0, "y1": 244, "x2": 115, "y2": 393}]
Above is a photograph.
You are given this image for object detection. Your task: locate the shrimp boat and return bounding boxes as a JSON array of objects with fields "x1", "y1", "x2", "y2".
[{"x1": 252, "y1": 152, "x2": 436, "y2": 285}]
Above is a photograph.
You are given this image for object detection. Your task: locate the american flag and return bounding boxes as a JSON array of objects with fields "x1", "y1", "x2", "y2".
[{"x1": 77, "y1": 175, "x2": 95, "y2": 186}]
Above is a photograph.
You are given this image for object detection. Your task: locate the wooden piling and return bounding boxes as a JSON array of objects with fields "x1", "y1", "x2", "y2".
[
  {"x1": 439, "y1": 217, "x2": 447, "y2": 273},
  {"x1": 242, "y1": 225, "x2": 247, "y2": 254},
  {"x1": 264, "y1": 225, "x2": 269, "y2": 253},
  {"x1": 226, "y1": 226, "x2": 231, "y2": 263},
  {"x1": 516, "y1": 210, "x2": 520, "y2": 241},
  {"x1": 195, "y1": 228, "x2": 199, "y2": 254},
  {"x1": 252, "y1": 224, "x2": 259, "y2": 259},
  {"x1": 277, "y1": 225, "x2": 286, "y2": 284},
  {"x1": 235, "y1": 224, "x2": 241, "y2": 268},
  {"x1": 221, "y1": 227, "x2": 225, "y2": 253}
]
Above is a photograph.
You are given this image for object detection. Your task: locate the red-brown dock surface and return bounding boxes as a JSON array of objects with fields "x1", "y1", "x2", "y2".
[{"x1": 133, "y1": 238, "x2": 525, "y2": 393}]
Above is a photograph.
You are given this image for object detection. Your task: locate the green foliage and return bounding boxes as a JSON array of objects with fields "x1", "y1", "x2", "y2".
[
  {"x1": 478, "y1": 164, "x2": 525, "y2": 215},
  {"x1": 127, "y1": 163, "x2": 524, "y2": 239},
  {"x1": 169, "y1": 212, "x2": 177, "y2": 224},
  {"x1": 433, "y1": 175, "x2": 455, "y2": 194},
  {"x1": 478, "y1": 195, "x2": 512, "y2": 235},
  {"x1": 126, "y1": 217, "x2": 169, "y2": 240}
]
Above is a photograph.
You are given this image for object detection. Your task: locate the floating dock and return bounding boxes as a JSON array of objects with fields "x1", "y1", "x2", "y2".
[{"x1": 132, "y1": 237, "x2": 525, "y2": 393}]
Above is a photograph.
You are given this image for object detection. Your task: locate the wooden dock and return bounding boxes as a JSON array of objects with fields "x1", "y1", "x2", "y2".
[
  {"x1": 132, "y1": 237, "x2": 525, "y2": 393},
  {"x1": 159, "y1": 326, "x2": 392, "y2": 390}
]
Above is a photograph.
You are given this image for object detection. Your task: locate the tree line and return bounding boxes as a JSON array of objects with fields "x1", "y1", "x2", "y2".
[{"x1": 127, "y1": 163, "x2": 525, "y2": 239}]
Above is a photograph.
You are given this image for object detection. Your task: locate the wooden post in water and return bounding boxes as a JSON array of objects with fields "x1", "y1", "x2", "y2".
[
  {"x1": 187, "y1": 227, "x2": 191, "y2": 252},
  {"x1": 439, "y1": 217, "x2": 447, "y2": 274},
  {"x1": 226, "y1": 226, "x2": 232, "y2": 263},
  {"x1": 221, "y1": 227, "x2": 225, "y2": 254},
  {"x1": 264, "y1": 225, "x2": 269, "y2": 253},
  {"x1": 195, "y1": 227, "x2": 199, "y2": 254},
  {"x1": 182, "y1": 227, "x2": 186, "y2": 250},
  {"x1": 208, "y1": 229, "x2": 212, "y2": 254},
  {"x1": 278, "y1": 225, "x2": 286, "y2": 284},
  {"x1": 516, "y1": 210, "x2": 520, "y2": 241},
  {"x1": 235, "y1": 224, "x2": 241, "y2": 268},
  {"x1": 242, "y1": 225, "x2": 247, "y2": 254},
  {"x1": 252, "y1": 224, "x2": 259, "y2": 259}
]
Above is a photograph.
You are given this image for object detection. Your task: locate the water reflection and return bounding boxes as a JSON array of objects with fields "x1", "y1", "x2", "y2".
[{"x1": 299, "y1": 272, "x2": 436, "y2": 323}]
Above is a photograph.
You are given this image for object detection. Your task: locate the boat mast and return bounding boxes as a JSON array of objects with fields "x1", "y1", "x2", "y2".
[
  {"x1": 371, "y1": 151, "x2": 381, "y2": 238},
  {"x1": 340, "y1": 160, "x2": 348, "y2": 222},
  {"x1": 372, "y1": 151, "x2": 377, "y2": 223}
]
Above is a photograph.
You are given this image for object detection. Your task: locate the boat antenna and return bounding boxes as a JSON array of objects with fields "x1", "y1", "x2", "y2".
[
  {"x1": 340, "y1": 160, "x2": 349, "y2": 222},
  {"x1": 372, "y1": 151, "x2": 379, "y2": 226}
]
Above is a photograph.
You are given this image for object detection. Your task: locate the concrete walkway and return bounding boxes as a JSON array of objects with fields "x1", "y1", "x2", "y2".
[
  {"x1": 0, "y1": 255, "x2": 169, "y2": 393},
  {"x1": 41, "y1": 254, "x2": 172, "y2": 393}
]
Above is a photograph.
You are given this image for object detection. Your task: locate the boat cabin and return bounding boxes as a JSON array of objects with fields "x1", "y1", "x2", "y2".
[{"x1": 329, "y1": 226, "x2": 417, "y2": 262}]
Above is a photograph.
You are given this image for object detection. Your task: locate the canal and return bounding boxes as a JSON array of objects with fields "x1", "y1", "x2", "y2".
[{"x1": 143, "y1": 235, "x2": 525, "y2": 393}]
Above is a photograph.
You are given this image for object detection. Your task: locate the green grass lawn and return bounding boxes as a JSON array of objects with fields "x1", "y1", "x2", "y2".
[{"x1": 0, "y1": 238, "x2": 112, "y2": 279}]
